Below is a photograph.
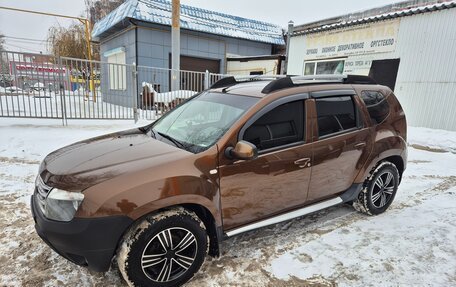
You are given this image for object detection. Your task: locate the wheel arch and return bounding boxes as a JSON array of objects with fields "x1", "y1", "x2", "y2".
[
  {"x1": 357, "y1": 153, "x2": 405, "y2": 184},
  {"x1": 356, "y1": 132, "x2": 407, "y2": 184},
  {"x1": 180, "y1": 203, "x2": 222, "y2": 257},
  {"x1": 122, "y1": 199, "x2": 222, "y2": 258},
  {"x1": 382, "y1": 155, "x2": 404, "y2": 181}
]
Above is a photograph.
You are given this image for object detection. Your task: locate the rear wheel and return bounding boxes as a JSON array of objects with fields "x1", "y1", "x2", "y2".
[
  {"x1": 354, "y1": 162, "x2": 399, "y2": 215},
  {"x1": 117, "y1": 207, "x2": 208, "y2": 287}
]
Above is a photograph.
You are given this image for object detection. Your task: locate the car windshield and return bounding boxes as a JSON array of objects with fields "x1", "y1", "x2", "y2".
[{"x1": 151, "y1": 92, "x2": 259, "y2": 153}]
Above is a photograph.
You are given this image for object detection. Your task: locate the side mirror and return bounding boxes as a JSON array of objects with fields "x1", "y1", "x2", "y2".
[{"x1": 225, "y1": 140, "x2": 258, "y2": 160}]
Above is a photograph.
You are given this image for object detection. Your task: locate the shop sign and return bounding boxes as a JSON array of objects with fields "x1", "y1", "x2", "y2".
[
  {"x1": 9, "y1": 61, "x2": 66, "y2": 81},
  {"x1": 304, "y1": 19, "x2": 400, "y2": 60}
]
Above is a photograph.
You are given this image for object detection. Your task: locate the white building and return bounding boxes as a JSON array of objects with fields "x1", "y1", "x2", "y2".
[
  {"x1": 287, "y1": 0, "x2": 456, "y2": 131},
  {"x1": 226, "y1": 55, "x2": 285, "y2": 76}
]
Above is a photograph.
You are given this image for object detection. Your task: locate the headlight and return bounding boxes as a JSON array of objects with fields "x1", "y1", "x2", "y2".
[{"x1": 44, "y1": 189, "x2": 84, "y2": 222}]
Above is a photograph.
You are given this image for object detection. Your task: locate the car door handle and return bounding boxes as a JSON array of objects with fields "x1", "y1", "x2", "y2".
[
  {"x1": 294, "y1": 158, "x2": 311, "y2": 168},
  {"x1": 354, "y1": 142, "x2": 366, "y2": 149}
]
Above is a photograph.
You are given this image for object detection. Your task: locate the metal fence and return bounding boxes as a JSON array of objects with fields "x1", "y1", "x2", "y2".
[{"x1": 0, "y1": 50, "x2": 227, "y2": 123}]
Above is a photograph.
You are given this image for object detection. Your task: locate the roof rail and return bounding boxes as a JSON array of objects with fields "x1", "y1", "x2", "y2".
[
  {"x1": 238, "y1": 75, "x2": 287, "y2": 80},
  {"x1": 210, "y1": 74, "x2": 377, "y2": 92},
  {"x1": 291, "y1": 74, "x2": 346, "y2": 82},
  {"x1": 210, "y1": 75, "x2": 286, "y2": 89},
  {"x1": 261, "y1": 74, "x2": 377, "y2": 93}
]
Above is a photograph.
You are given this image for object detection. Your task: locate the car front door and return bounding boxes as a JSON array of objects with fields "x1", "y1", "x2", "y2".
[
  {"x1": 306, "y1": 92, "x2": 372, "y2": 202},
  {"x1": 218, "y1": 96, "x2": 312, "y2": 230}
]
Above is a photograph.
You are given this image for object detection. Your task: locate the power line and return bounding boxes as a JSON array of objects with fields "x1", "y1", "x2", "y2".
[
  {"x1": 4, "y1": 39, "x2": 47, "y2": 46},
  {"x1": 3, "y1": 36, "x2": 46, "y2": 42},
  {"x1": 4, "y1": 43, "x2": 44, "y2": 53}
]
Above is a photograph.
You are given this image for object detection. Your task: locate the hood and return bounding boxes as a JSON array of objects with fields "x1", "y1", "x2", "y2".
[{"x1": 39, "y1": 128, "x2": 191, "y2": 191}]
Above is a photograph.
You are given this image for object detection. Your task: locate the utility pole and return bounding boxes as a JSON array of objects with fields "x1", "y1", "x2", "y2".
[
  {"x1": 171, "y1": 0, "x2": 180, "y2": 91},
  {"x1": 284, "y1": 20, "x2": 294, "y2": 75},
  {"x1": 83, "y1": 18, "x2": 97, "y2": 102}
]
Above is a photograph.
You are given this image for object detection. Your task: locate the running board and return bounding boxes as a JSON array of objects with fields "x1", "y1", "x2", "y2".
[{"x1": 225, "y1": 197, "x2": 343, "y2": 237}]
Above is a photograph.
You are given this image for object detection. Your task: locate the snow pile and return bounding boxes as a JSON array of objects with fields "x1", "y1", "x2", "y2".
[
  {"x1": 408, "y1": 126, "x2": 456, "y2": 153},
  {"x1": 1, "y1": 86, "x2": 23, "y2": 93},
  {"x1": 154, "y1": 90, "x2": 196, "y2": 103},
  {"x1": 142, "y1": 81, "x2": 196, "y2": 104}
]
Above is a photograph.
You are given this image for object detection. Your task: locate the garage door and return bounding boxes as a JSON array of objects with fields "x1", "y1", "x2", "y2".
[
  {"x1": 169, "y1": 55, "x2": 221, "y2": 91},
  {"x1": 180, "y1": 55, "x2": 220, "y2": 73}
]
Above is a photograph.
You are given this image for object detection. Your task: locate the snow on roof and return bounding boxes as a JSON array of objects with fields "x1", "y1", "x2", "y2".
[
  {"x1": 292, "y1": 0, "x2": 456, "y2": 35},
  {"x1": 92, "y1": 0, "x2": 285, "y2": 45}
]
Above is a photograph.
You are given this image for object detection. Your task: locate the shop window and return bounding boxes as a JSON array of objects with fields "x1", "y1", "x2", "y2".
[
  {"x1": 304, "y1": 62, "x2": 316, "y2": 75},
  {"x1": 316, "y1": 96, "x2": 356, "y2": 137},
  {"x1": 304, "y1": 59, "x2": 345, "y2": 75},
  {"x1": 361, "y1": 91, "x2": 390, "y2": 124},
  {"x1": 316, "y1": 60, "x2": 344, "y2": 74}
]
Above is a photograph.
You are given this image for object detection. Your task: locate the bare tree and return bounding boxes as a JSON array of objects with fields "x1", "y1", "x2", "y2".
[
  {"x1": 46, "y1": 0, "x2": 123, "y2": 60},
  {"x1": 0, "y1": 32, "x2": 11, "y2": 87},
  {"x1": 85, "y1": 0, "x2": 123, "y2": 25},
  {"x1": 0, "y1": 33, "x2": 4, "y2": 51},
  {"x1": 47, "y1": 24, "x2": 89, "y2": 59}
]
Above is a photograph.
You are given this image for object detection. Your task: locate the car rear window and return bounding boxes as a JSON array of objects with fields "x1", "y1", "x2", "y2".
[
  {"x1": 361, "y1": 91, "x2": 390, "y2": 124},
  {"x1": 315, "y1": 96, "x2": 357, "y2": 137}
]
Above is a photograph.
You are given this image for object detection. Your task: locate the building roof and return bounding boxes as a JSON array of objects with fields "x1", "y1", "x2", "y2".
[
  {"x1": 92, "y1": 0, "x2": 285, "y2": 45},
  {"x1": 292, "y1": 0, "x2": 456, "y2": 35}
]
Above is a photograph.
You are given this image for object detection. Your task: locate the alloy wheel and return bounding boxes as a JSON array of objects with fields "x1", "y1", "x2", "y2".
[
  {"x1": 141, "y1": 227, "x2": 198, "y2": 283},
  {"x1": 371, "y1": 171, "x2": 395, "y2": 208}
]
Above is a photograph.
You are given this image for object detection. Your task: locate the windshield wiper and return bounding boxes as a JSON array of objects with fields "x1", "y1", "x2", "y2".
[{"x1": 157, "y1": 131, "x2": 186, "y2": 149}]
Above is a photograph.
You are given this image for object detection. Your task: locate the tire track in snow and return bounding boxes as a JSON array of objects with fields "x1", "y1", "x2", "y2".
[{"x1": 0, "y1": 156, "x2": 40, "y2": 165}]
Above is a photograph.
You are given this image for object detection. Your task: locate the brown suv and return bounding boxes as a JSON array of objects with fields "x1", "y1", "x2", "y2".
[{"x1": 31, "y1": 75, "x2": 407, "y2": 286}]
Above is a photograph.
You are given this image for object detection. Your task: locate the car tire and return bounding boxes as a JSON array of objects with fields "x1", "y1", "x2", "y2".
[
  {"x1": 353, "y1": 161, "x2": 399, "y2": 215},
  {"x1": 117, "y1": 207, "x2": 208, "y2": 287}
]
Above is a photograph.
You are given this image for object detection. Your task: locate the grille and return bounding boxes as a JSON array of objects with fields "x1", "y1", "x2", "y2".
[{"x1": 35, "y1": 176, "x2": 51, "y2": 213}]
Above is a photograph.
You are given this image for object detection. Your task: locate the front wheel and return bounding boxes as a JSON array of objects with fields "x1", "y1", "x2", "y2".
[
  {"x1": 354, "y1": 161, "x2": 399, "y2": 215},
  {"x1": 117, "y1": 207, "x2": 208, "y2": 287}
]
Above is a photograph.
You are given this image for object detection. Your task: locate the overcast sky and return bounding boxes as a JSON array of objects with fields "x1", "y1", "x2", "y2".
[{"x1": 0, "y1": 0, "x2": 400, "y2": 53}]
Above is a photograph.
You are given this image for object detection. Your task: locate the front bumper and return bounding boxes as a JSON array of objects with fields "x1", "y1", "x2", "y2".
[{"x1": 31, "y1": 194, "x2": 133, "y2": 272}]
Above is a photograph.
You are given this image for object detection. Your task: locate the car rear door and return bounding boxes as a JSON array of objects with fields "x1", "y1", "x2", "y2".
[{"x1": 306, "y1": 90, "x2": 372, "y2": 202}]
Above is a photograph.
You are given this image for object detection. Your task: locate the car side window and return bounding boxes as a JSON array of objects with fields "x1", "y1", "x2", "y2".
[
  {"x1": 243, "y1": 100, "x2": 304, "y2": 151},
  {"x1": 315, "y1": 96, "x2": 357, "y2": 138},
  {"x1": 360, "y1": 91, "x2": 390, "y2": 124}
]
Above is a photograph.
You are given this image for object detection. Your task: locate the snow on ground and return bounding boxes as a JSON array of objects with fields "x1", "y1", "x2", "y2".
[
  {"x1": 408, "y1": 126, "x2": 456, "y2": 154},
  {"x1": 0, "y1": 93, "x2": 137, "y2": 119},
  {"x1": 0, "y1": 120, "x2": 455, "y2": 286}
]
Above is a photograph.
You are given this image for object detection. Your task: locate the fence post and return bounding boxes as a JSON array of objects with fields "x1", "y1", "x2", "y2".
[
  {"x1": 57, "y1": 55, "x2": 67, "y2": 126},
  {"x1": 204, "y1": 70, "x2": 210, "y2": 90},
  {"x1": 132, "y1": 62, "x2": 138, "y2": 123}
]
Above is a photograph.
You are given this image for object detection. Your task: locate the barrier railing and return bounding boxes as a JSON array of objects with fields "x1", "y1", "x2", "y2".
[{"x1": 0, "y1": 50, "x2": 229, "y2": 124}]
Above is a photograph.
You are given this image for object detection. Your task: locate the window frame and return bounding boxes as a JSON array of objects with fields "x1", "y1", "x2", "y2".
[
  {"x1": 311, "y1": 90, "x2": 363, "y2": 140},
  {"x1": 360, "y1": 90, "x2": 390, "y2": 125},
  {"x1": 303, "y1": 58, "x2": 346, "y2": 76},
  {"x1": 238, "y1": 93, "x2": 309, "y2": 155},
  {"x1": 107, "y1": 51, "x2": 127, "y2": 91}
]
